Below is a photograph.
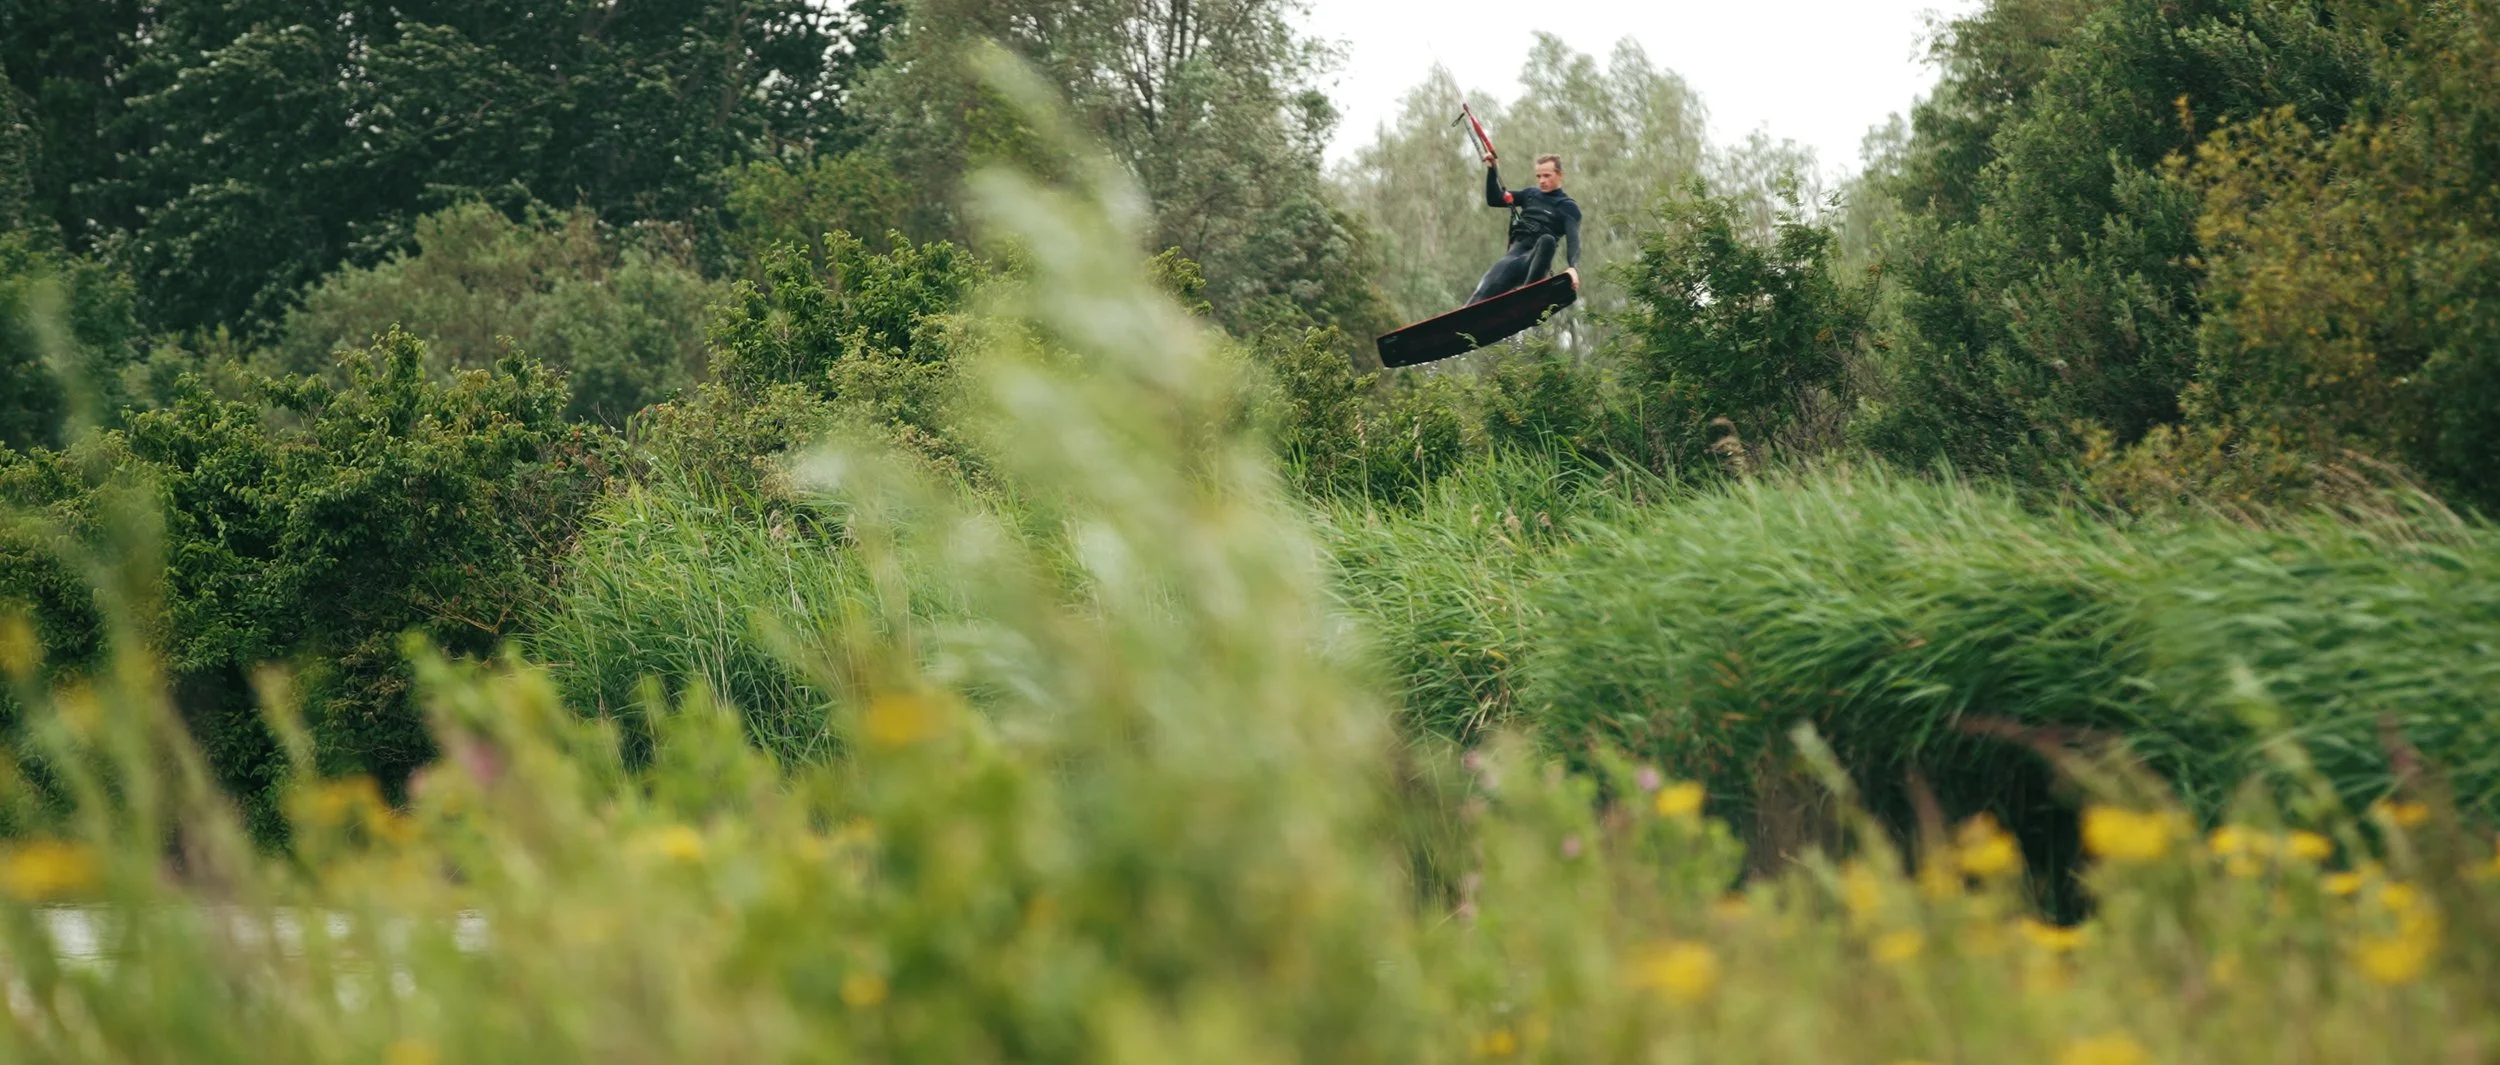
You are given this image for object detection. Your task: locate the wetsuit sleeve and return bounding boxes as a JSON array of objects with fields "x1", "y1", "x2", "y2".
[
  {"x1": 1484, "y1": 165, "x2": 1513, "y2": 207},
  {"x1": 1564, "y1": 209, "x2": 1581, "y2": 268}
]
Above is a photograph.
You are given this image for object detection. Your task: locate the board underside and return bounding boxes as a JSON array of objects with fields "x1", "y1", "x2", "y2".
[{"x1": 1375, "y1": 273, "x2": 1577, "y2": 368}]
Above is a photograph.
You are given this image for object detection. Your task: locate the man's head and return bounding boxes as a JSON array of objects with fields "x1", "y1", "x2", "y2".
[{"x1": 1534, "y1": 154, "x2": 1564, "y2": 192}]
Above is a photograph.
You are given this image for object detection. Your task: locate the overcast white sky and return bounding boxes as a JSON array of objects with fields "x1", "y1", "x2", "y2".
[{"x1": 1300, "y1": 0, "x2": 1983, "y2": 179}]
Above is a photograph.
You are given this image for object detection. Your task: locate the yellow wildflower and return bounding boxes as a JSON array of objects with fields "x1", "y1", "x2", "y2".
[
  {"x1": 1873, "y1": 929, "x2": 1925, "y2": 965},
  {"x1": 2283, "y1": 831, "x2": 2334, "y2": 863},
  {"x1": 2057, "y1": 1032, "x2": 2152, "y2": 1065},
  {"x1": 631, "y1": 824, "x2": 706, "y2": 863},
  {"x1": 2207, "y1": 824, "x2": 2265, "y2": 858},
  {"x1": 1470, "y1": 1027, "x2": 1520, "y2": 1058},
  {"x1": 2375, "y1": 882, "x2": 2422, "y2": 914},
  {"x1": 1654, "y1": 780, "x2": 1705, "y2": 821},
  {"x1": 2207, "y1": 953, "x2": 2241, "y2": 987},
  {"x1": 840, "y1": 972, "x2": 890, "y2": 1007},
  {"x1": 2082, "y1": 806, "x2": 2177, "y2": 864},
  {"x1": 861, "y1": 692, "x2": 946, "y2": 748},
  {"x1": 0, "y1": 615, "x2": 40, "y2": 679},
  {"x1": 1711, "y1": 894, "x2": 1752, "y2": 921},
  {"x1": 1841, "y1": 862, "x2": 1885, "y2": 921},
  {"x1": 1956, "y1": 813, "x2": 2022, "y2": 878},
  {"x1": 2019, "y1": 917, "x2": 2088, "y2": 953},
  {"x1": 383, "y1": 1039, "x2": 440, "y2": 1065},
  {"x1": 1520, "y1": 1013, "x2": 1551, "y2": 1045},
  {"x1": 305, "y1": 775, "x2": 384, "y2": 827},
  {"x1": 2322, "y1": 870, "x2": 2367, "y2": 896},
  {"x1": 0, "y1": 839, "x2": 100, "y2": 901},
  {"x1": 1628, "y1": 941, "x2": 1721, "y2": 1003},
  {"x1": 2371, "y1": 798, "x2": 2432, "y2": 829},
  {"x1": 2352, "y1": 930, "x2": 2435, "y2": 986}
]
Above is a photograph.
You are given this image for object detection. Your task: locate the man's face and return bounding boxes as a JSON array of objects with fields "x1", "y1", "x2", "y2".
[{"x1": 1535, "y1": 161, "x2": 1563, "y2": 192}]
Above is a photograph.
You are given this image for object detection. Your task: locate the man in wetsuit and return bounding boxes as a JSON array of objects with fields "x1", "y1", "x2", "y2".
[{"x1": 1469, "y1": 151, "x2": 1581, "y2": 305}]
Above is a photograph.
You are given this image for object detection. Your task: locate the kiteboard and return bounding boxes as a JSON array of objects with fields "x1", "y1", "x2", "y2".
[{"x1": 1375, "y1": 272, "x2": 1577, "y2": 368}]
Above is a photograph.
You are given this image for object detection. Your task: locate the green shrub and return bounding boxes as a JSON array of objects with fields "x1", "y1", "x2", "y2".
[
  {"x1": 277, "y1": 203, "x2": 723, "y2": 428},
  {"x1": 1855, "y1": 0, "x2": 2373, "y2": 481},
  {"x1": 0, "y1": 328, "x2": 608, "y2": 826},
  {"x1": 715, "y1": 152, "x2": 921, "y2": 277},
  {"x1": 2179, "y1": 4, "x2": 2500, "y2": 512},
  {"x1": 0, "y1": 229, "x2": 143, "y2": 446},
  {"x1": 704, "y1": 232, "x2": 990, "y2": 479},
  {"x1": 1609, "y1": 182, "x2": 1862, "y2": 474}
]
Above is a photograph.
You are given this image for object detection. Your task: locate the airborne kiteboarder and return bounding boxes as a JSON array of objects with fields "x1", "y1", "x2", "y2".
[
  {"x1": 1375, "y1": 105, "x2": 1582, "y2": 368},
  {"x1": 1469, "y1": 151, "x2": 1580, "y2": 304}
]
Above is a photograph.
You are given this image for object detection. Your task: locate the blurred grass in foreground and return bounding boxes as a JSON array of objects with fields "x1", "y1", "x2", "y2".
[{"x1": 1, "y1": 51, "x2": 2498, "y2": 1064}]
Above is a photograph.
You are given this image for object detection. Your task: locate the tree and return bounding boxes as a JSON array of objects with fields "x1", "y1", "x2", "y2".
[
  {"x1": 1612, "y1": 183, "x2": 1864, "y2": 474},
  {"x1": 860, "y1": 0, "x2": 1392, "y2": 339},
  {"x1": 2179, "y1": 0, "x2": 2500, "y2": 510},
  {"x1": 37, "y1": 0, "x2": 894, "y2": 336},
  {"x1": 0, "y1": 233, "x2": 144, "y2": 449},
  {"x1": 1854, "y1": 0, "x2": 2375, "y2": 480},
  {"x1": 277, "y1": 202, "x2": 724, "y2": 428},
  {"x1": 0, "y1": 330, "x2": 608, "y2": 830}
]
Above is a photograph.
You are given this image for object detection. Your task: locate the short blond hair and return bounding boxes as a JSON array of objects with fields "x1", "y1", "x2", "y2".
[{"x1": 1535, "y1": 153, "x2": 1564, "y2": 171}]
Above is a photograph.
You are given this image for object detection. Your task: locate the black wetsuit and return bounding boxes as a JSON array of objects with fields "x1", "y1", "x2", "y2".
[{"x1": 1469, "y1": 164, "x2": 1582, "y2": 304}]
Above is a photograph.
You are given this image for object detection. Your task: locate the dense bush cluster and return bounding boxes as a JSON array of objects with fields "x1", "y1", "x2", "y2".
[{"x1": 0, "y1": 332, "x2": 606, "y2": 825}]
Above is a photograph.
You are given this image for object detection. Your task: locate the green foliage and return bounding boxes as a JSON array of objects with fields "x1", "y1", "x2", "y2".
[
  {"x1": 1857, "y1": 0, "x2": 2374, "y2": 481},
  {"x1": 0, "y1": 71, "x2": 31, "y2": 231},
  {"x1": 866, "y1": 0, "x2": 1395, "y2": 338},
  {"x1": 278, "y1": 202, "x2": 723, "y2": 427},
  {"x1": 8, "y1": 107, "x2": 2500, "y2": 1062},
  {"x1": 59, "y1": 0, "x2": 893, "y2": 334},
  {"x1": 530, "y1": 481, "x2": 870, "y2": 761},
  {"x1": 1610, "y1": 183, "x2": 1864, "y2": 473},
  {"x1": 0, "y1": 329, "x2": 608, "y2": 825},
  {"x1": 1317, "y1": 452, "x2": 1670, "y2": 741},
  {"x1": 0, "y1": 230, "x2": 144, "y2": 448},
  {"x1": 716, "y1": 151, "x2": 920, "y2": 277},
  {"x1": 706, "y1": 232, "x2": 989, "y2": 476},
  {"x1": 2176, "y1": 1, "x2": 2500, "y2": 512}
]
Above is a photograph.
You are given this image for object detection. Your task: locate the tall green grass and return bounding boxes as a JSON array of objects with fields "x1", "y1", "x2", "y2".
[
  {"x1": 526, "y1": 483, "x2": 872, "y2": 762},
  {"x1": 1315, "y1": 449, "x2": 1674, "y2": 739},
  {"x1": 1518, "y1": 467, "x2": 2500, "y2": 830}
]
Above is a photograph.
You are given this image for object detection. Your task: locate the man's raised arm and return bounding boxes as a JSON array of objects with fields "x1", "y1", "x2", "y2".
[{"x1": 1484, "y1": 164, "x2": 1513, "y2": 207}]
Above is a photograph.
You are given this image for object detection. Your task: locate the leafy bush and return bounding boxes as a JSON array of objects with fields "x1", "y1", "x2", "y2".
[
  {"x1": 0, "y1": 329, "x2": 608, "y2": 826},
  {"x1": 1856, "y1": 0, "x2": 2374, "y2": 481},
  {"x1": 705, "y1": 233, "x2": 988, "y2": 472},
  {"x1": 0, "y1": 229, "x2": 142, "y2": 447},
  {"x1": 278, "y1": 203, "x2": 723, "y2": 428},
  {"x1": 715, "y1": 152, "x2": 920, "y2": 277},
  {"x1": 2178, "y1": 3, "x2": 2500, "y2": 512},
  {"x1": 1609, "y1": 183, "x2": 1863, "y2": 473}
]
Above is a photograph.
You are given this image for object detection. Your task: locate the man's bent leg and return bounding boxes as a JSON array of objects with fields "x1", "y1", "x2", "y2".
[
  {"x1": 1469, "y1": 240, "x2": 1534, "y2": 304},
  {"x1": 1524, "y1": 235, "x2": 1557, "y2": 283}
]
